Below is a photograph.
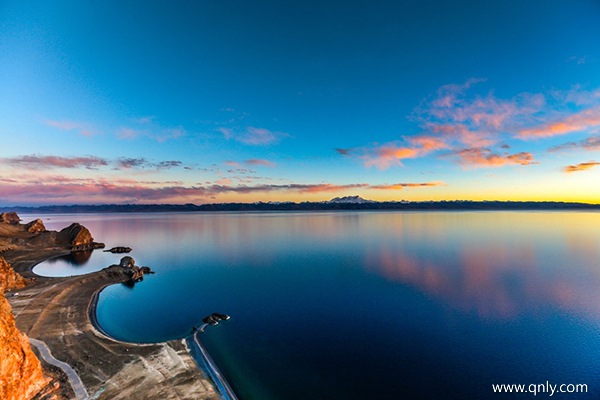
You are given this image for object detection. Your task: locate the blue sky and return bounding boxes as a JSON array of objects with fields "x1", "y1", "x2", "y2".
[{"x1": 1, "y1": 1, "x2": 600, "y2": 205}]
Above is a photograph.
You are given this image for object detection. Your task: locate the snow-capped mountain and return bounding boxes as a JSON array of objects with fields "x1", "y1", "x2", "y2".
[{"x1": 326, "y1": 195, "x2": 376, "y2": 204}]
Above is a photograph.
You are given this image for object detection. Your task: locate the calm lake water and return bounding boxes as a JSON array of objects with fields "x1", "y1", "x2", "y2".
[{"x1": 31, "y1": 211, "x2": 600, "y2": 399}]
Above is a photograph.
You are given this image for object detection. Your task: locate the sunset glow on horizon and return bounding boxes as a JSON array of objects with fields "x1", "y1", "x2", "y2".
[{"x1": 1, "y1": 1, "x2": 599, "y2": 205}]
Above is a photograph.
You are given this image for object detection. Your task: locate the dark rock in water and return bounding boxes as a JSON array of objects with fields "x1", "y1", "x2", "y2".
[
  {"x1": 140, "y1": 266, "x2": 154, "y2": 274},
  {"x1": 0, "y1": 212, "x2": 21, "y2": 225},
  {"x1": 24, "y1": 219, "x2": 46, "y2": 233},
  {"x1": 57, "y1": 223, "x2": 104, "y2": 251},
  {"x1": 119, "y1": 256, "x2": 135, "y2": 268},
  {"x1": 202, "y1": 313, "x2": 231, "y2": 326},
  {"x1": 213, "y1": 313, "x2": 230, "y2": 321},
  {"x1": 202, "y1": 315, "x2": 220, "y2": 325},
  {"x1": 103, "y1": 246, "x2": 132, "y2": 253}
]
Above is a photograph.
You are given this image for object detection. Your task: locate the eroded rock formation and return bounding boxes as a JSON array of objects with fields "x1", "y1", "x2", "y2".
[
  {"x1": 0, "y1": 212, "x2": 21, "y2": 225},
  {"x1": 57, "y1": 223, "x2": 105, "y2": 251},
  {"x1": 25, "y1": 218, "x2": 46, "y2": 234},
  {"x1": 0, "y1": 257, "x2": 48, "y2": 400}
]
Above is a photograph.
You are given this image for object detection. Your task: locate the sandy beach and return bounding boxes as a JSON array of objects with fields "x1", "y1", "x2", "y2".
[{"x1": 1, "y1": 216, "x2": 220, "y2": 400}]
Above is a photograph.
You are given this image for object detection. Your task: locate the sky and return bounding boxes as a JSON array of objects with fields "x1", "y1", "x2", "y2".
[{"x1": 1, "y1": 0, "x2": 600, "y2": 205}]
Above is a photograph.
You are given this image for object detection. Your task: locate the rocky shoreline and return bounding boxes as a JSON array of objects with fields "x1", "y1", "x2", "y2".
[{"x1": 0, "y1": 213, "x2": 220, "y2": 400}]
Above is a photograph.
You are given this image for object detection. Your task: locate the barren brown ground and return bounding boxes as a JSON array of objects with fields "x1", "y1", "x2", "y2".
[{"x1": 3, "y1": 229, "x2": 220, "y2": 400}]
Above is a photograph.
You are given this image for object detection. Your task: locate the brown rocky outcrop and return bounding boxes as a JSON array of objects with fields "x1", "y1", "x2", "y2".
[
  {"x1": 0, "y1": 212, "x2": 21, "y2": 225},
  {"x1": 57, "y1": 223, "x2": 104, "y2": 251},
  {"x1": 25, "y1": 219, "x2": 47, "y2": 234},
  {"x1": 0, "y1": 257, "x2": 48, "y2": 400},
  {"x1": 0, "y1": 257, "x2": 26, "y2": 292}
]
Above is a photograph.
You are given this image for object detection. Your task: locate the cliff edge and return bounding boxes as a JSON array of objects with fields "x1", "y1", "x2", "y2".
[{"x1": 0, "y1": 257, "x2": 49, "y2": 400}]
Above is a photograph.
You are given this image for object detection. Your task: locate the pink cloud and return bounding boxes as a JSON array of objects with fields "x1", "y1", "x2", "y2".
[
  {"x1": 549, "y1": 135, "x2": 600, "y2": 152},
  {"x1": 220, "y1": 126, "x2": 287, "y2": 146},
  {"x1": 45, "y1": 120, "x2": 95, "y2": 136},
  {"x1": 3, "y1": 155, "x2": 108, "y2": 169},
  {"x1": 416, "y1": 80, "x2": 546, "y2": 147},
  {"x1": 370, "y1": 181, "x2": 445, "y2": 190},
  {"x1": 246, "y1": 159, "x2": 276, "y2": 167},
  {"x1": 519, "y1": 105, "x2": 600, "y2": 138},
  {"x1": 453, "y1": 148, "x2": 536, "y2": 167},
  {"x1": 225, "y1": 161, "x2": 242, "y2": 167},
  {"x1": 118, "y1": 128, "x2": 142, "y2": 140},
  {"x1": 119, "y1": 123, "x2": 186, "y2": 142},
  {"x1": 343, "y1": 80, "x2": 600, "y2": 171},
  {"x1": 0, "y1": 174, "x2": 445, "y2": 204},
  {"x1": 243, "y1": 127, "x2": 280, "y2": 145}
]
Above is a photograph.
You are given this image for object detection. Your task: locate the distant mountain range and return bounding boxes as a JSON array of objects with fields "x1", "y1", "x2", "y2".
[{"x1": 1, "y1": 196, "x2": 599, "y2": 213}]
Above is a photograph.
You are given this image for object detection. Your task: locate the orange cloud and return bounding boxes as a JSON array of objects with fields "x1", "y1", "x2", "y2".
[
  {"x1": 407, "y1": 136, "x2": 450, "y2": 150},
  {"x1": 363, "y1": 144, "x2": 422, "y2": 169},
  {"x1": 454, "y1": 148, "x2": 535, "y2": 167},
  {"x1": 519, "y1": 106, "x2": 600, "y2": 138},
  {"x1": 345, "y1": 82, "x2": 600, "y2": 172},
  {"x1": 564, "y1": 161, "x2": 600, "y2": 173}
]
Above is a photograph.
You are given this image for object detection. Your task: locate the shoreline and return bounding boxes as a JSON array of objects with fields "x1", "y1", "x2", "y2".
[
  {"x1": 3, "y1": 223, "x2": 222, "y2": 399},
  {"x1": 187, "y1": 331, "x2": 239, "y2": 400},
  {"x1": 87, "y1": 271, "x2": 239, "y2": 400}
]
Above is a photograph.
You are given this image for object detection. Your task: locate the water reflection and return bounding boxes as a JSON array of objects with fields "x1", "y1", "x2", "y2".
[
  {"x1": 364, "y1": 212, "x2": 600, "y2": 321},
  {"x1": 46, "y1": 250, "x2": 94, "y2": 266}
]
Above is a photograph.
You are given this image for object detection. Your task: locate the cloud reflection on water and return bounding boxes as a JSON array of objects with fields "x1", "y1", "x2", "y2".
[{"x1": 364, "y1": 212, "x2": 600, "y2": 321}]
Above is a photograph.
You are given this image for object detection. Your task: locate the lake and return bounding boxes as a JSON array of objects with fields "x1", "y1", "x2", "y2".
[{"x1": 31, "y1": 211, "x2": 600, "y2": 399}]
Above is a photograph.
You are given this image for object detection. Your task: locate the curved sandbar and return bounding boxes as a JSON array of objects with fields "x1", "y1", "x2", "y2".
[
  {"x1": 5, "y1": 243, "x2": 220, "y2": 399},
  {"x1": 187, "y1": 331, "x2": 239, "y2": 400}
]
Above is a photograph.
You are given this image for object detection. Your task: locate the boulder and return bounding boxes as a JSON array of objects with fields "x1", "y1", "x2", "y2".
[
  {"x1": 57, "y1": 223, "x2": 104, "y2": 250},
  {"x1": 0, "y1": 212, "x2": 21, "y2": 225},
  {"x1": 24, "y1": 219, "x2": 46, "y2": 234},
  {"x1": 119, "y1": 256, "x2": 135, "y2": 269}
]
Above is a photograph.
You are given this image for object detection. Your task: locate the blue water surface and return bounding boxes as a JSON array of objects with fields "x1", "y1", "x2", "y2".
[{"x1": 29, "y1": 211, "x2": 600, "y2": 399}]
